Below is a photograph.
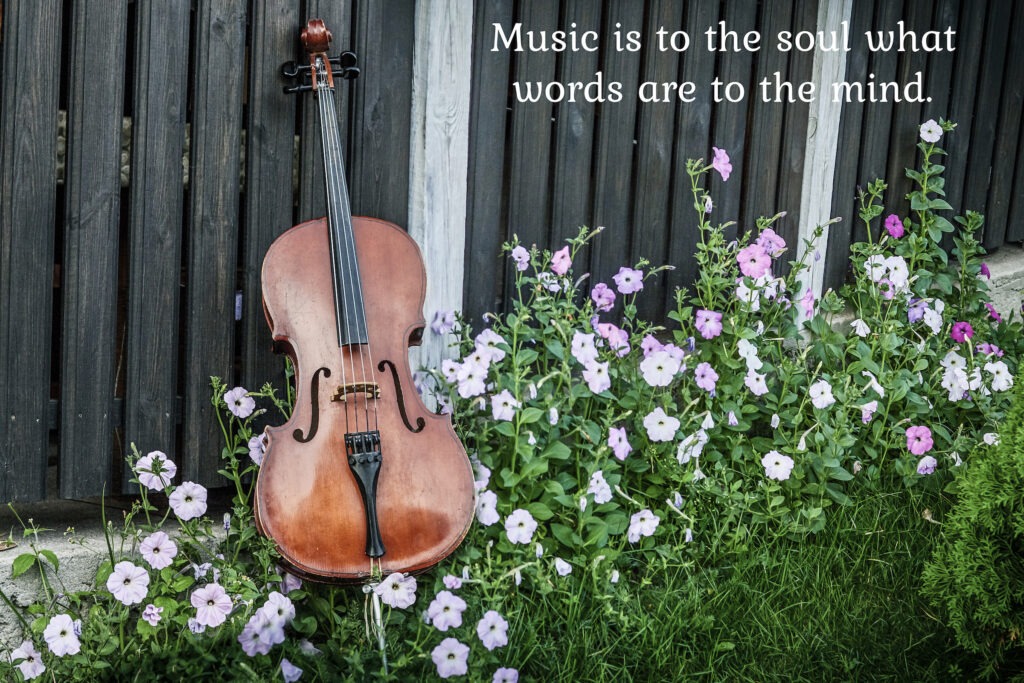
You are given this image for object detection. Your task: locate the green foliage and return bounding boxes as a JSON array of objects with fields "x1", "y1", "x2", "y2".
[{"x1": 921, "y1": 381, "x2": 1024, "y2": 679}]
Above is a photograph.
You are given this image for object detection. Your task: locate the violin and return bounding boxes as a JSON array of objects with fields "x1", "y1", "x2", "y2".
[{"x1": 255, "y1": 19, "x2": 475, "y2": 583}]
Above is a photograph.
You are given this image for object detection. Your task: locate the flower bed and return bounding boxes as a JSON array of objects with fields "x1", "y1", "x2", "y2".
[{"x1": 2, "y1": 120, "x2": 1021, "y2": 681}]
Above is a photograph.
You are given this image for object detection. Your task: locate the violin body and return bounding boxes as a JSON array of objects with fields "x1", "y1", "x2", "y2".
[{"x1": 256, "y1": 215, "x2": 475, "y2": 582}]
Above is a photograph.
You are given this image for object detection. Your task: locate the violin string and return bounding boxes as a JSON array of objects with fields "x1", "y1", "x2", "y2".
[
  {"x1": 318, "y1": 57, "x2": 379, "y2": 437},
  {"x1": 315, "y1": 58, "x2": 350, "y2": 436}
]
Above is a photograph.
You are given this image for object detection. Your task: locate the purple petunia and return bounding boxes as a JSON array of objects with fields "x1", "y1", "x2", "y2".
[
  {"x1": 223, "y1": 386, "x2": 255, "y2": 419},
  {"x1": 906, "y1": 425, "x2": 934, "y2": 456},
  {"x1": 737, "y1": 244, "x2": 771, "y2": 279},
  {"x1": 694, "y1": 309, "x2": 723, "y2": 340},
  {"x1": 613, "y1": 266, "x2": 644, "y2": 294},
  {"x1": 950, "y1": 321, "x2": 974, "y2": 344},
  {"x1": 711, "y1": 147, "x2": 732, "y2": 181},
  {"x1": 550, "y1": 246, "x2": 572, "y2": 275},
  {"x1": 607, "y1": 427, "x2": 632, "y2": 461},
  {"x1": 591, "y1": 282, "x2": 616, "y2": 312},
  {"x1": 432, "y1": 638, "x2": 470, "y2": 679},
  {"x1": 884, "y1": 214, "x2": 905, "y2": 239}
]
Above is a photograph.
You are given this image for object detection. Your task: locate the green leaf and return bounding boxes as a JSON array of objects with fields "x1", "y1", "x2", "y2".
[
  {"x1": 519, "y1": 407, "x2": 545, "y2": 425},
  {"x1": 11, "y1": 553, "x2": 36, "y2": 578},
  {"x1": 542, "y1": 440, "x2": 572, "y2": 461},
  {"x1": 551, "y1": 523, "x2": 579, "y2": 548},
  {"x1": 526, "y1": 502, "x2": 554, "y2": 521},
  {"x1": 37, "y1": 549, "x2": 59, "y2": 572}
]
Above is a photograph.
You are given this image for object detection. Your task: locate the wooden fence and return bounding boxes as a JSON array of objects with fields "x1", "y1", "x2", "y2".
[{"x1": 2, "y1": 0, "x2": 1022, "y2": 503}]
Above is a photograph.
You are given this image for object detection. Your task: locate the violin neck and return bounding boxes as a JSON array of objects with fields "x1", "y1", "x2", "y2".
[{"x1": 315, "y1": 56, "x2": 368, "y2": 347}]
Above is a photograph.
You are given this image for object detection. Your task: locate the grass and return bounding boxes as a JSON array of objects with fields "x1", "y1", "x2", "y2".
[{"x1": 499, "y1": 482, "x2": 980, "y2": 682}]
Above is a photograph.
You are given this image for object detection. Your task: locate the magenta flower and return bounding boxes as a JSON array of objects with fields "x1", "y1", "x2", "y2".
[
  {"x1": 980, "y1": 262, "x2": 991, "y2": 280},
  {"x1": 223, "y1": 386, "x2": 255, "y2": 418},
  {"x1": 884, "y1": 214, "x2": 905, "y2": 238},
  {"x1": 550, "y1": 246, "x2": 572, "y2": 275},
  {"x1": 477, "y1": 610, "x2": 509, "y2": 651},
  {"x1": 711, "y1": 146, "x2": 732, "y2": 181},
  {"x1": 978, "y1": 342, "x2": 1004, "y2": 357},
  {"x1": 432, "y1": 637, "x2": 470, "y2": 679},
  {"x1": 737, "y1": 244, "x2": 771, "y2": 279},
  {"x1": 916, "y1": 455, "x2": 938, "y2": 475},
  {"x1": 801, "y1": 287, "x2": 816, "y2": 317},
  {"x1": 140, "y1": 531, "x2": 178, "y2": 570},
  {"x1": 985, "y1": 303, "x2": 1003, "y2": 323},
  {"x1": 510, "y1": 245, "x2": 530, "y2": 271},
  {"x1": 607, "y1": 427, "x2": 632, "y2": 461},
  {"x1": 106, "y1": 561, "x2": 150, "y2": 606},
  {"x1": 613, "y1": 266, "x2": 644, "y2": 294},
  {"x1": 906, "y1": 426, "x2": 934, "y2": 455},
  {"x1": 950, "y1": 321, "x2": 974, "y2": 343},
  {"x1": 694, "y1": 309, "x2": 723, "y2": 340},
  {"x1": 427, "y1": 590, "x2": 468, "y2": 631},
  {"x1": 591, "y1": 282, "x2": 616, "y2": 312},
  {"x1": 169, "y1": 481, "x2": 208, "y2": 521}
]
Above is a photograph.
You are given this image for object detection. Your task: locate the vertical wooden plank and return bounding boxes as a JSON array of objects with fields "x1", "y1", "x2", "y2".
[
  {"x1": 776, "y1": 0, "x2": 816, "y2": 276},
  {"x1": 464, "y1": 0, "x2": 514, "y2": 320},
  {"x1": 124, "y1": 1, "x2": 190, "y2": 473},
  {"x1": 297, "y1": 0, "x2": 353, "y2": 223},
  {"x1": 182, "y1": 0, "x2": 247, "y2": 484},
  {"x1": 588, "y1": 0, "x2": 644, "y2": 286},
  {"x1": 241, "y1": 1, "x2": 301, "y2": 393},
  {"x1": 667, "y1": 0, "x2": 720, "y2": 292},
  {"x1": 962, "y1": 0, "x2": 1011, "y2": 246},
  {"x1": 794, "y1": 0, "x2": 849, "y2": 308},
  {"x1": 743, "y1": 0, "x2": 794, "y2": 233},
  {"x1": 408, "y1": 0, "x2": 474, "y2": 369},
  {"x1": 0, "y1": 0, "x2": 63, "y2": 502},
  {"x1": 506, "y1": 1, "x2": 559, "y2": 258},
  {"x1": 942, "y1": 0, "x2": 985, "y2": 227},
  {"x1": 981, "y1": 1, "x2": 1024, "y2": 247},
  {"x1": 59, "y1": 0, "x2": 129, "y2": 498},
  {"x1": 706, "y1": 0, "x2": 758, "y2": 242},
  {"x1": 631, "y1": 0, "x2": 683, "y2": 320},
  {"x1": 350, "y1": 0, "x2": 415, "y2": 225},
  {"x1": 549, "y1": 0, "x2": 602, "y2": 243}
]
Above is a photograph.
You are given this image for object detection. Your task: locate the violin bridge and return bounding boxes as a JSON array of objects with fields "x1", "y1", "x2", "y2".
[{"x1": 332, "y1": 382, "x2": 381, "y2": 402}]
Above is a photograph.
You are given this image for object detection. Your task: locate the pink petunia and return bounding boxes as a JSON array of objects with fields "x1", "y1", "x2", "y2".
[
  {"x1": 906, "y1": 426, "x2": 934, "y2": 456},
  {"x1": 591, "y1": 283, "x2": 616, "y2": 312},
  {"x1": 737, "y1": 244, "x2": 771, "y2": 279},
  {"x1": 613, "y1": 267, "x2": 644, "y2": 294},
  {"x1": 950, "y1": 321, "x2": 974, "y2": 344},
  {"x1": 607, "y1": 427, "x2": 632, "y2": 461},
  {"x1": 694, "y1": 309, "x2": 723, "y2": 340},
  {"x1": 711, "y1": 147, "x2": 732, "y2": 181},
  {"x1": 550, "y1": 246, "x2": 572, "y2": 275},
  {"x1": 476, "y1": 610, "x2": 510, "y2": 651},
  {"x1": 191, "y1": 583, "x2": 232, "y2": 628},
  {"x1": 884, "y1": 214, "x2": 905, "y2": 239}
]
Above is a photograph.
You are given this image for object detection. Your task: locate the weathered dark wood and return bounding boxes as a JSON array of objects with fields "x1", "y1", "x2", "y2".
[
  {"x1": 241, "y1": 0, "x2": 300, "y2": 394},
  {"x1": 983, "y1": 1, "x2": 1024, "y2": 247},
  {"x1": 59, "y1": 0, "x2": 129, "y2": 498},
  {"x1": 465, "y1": 0, "x2": 514, "y2": 318},
  {"x1": 123, "y1": 0, "x2": 190, "y2": 482},
  {"x1": 632, "y1": 0, "x2": 683, "y2": 319},
  {"x1": 0, "y1": 0, "x2": 63, "y2": 502},
  {"x1": 349, "y1": 0, "x2": 415, "y2": 226},
  {"x1": 666, "y1": 0, "x2": 720, "y2": 293},
  {"x1": 506, "y1": 0, "x2": 559, "y2": 256},
  {"x1": 943, "y1": 0, "x2": 986, "y2": 234},
  {"x1": 182, "y1": 0, "x2": 247, "y2": 484},
  {"x1": 588, "y1": 0, "x2": 644, "y2": 288},
  {"x1": 707, "y1": 0, "x2": 758, "y2": 242},
  {"x1": 963, "y1": 0, "x2": 1012, "y2": 247},
  {"x1": 549, "y1": 0, "x2": 601, "y2": 244}
]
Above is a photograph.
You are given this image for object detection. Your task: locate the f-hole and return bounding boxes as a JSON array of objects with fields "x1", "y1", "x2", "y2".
[
  {"x1": 293, "y1": 367, "x2": 331, "y2": 442},
  {"x1": 377, "y1": 359, "x2": 425, "y2": 433}
]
